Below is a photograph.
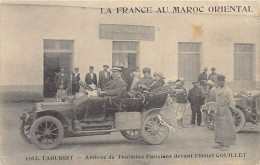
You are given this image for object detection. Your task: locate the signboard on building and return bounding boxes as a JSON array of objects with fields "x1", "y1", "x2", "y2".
[{"x1": 99, "y1": 24, "x2": 155, "y2": 41}]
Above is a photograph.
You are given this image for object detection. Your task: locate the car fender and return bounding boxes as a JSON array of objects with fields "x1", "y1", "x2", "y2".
[
  {"x1": 34, "y1": 110, "x2": 73, "y2": 132},
  {"x1": 141, "y1": 108, "x2": 162, "y2": 123}
]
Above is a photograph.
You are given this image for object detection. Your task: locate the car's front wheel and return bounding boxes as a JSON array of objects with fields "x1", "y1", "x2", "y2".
[
  {"x1": 30, "y1": 116, "x2": 64, "y2": 150},
  {"x1": 121, "y1": 130, "x2": 141, "y2": 140}
]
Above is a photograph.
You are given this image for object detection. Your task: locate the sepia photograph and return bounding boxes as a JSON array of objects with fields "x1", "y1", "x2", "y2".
[{"x1": 0, "y1": 0, "x2": 260, "y2": 165}]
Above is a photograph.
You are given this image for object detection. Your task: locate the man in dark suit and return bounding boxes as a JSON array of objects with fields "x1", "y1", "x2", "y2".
[
  {"x1": 98, "y1": 65, "x2": 110, "y2": 90},
  {"x1": 187, "y1": 81, "x2": 205, "y2": 127},
  {"x1": 99, "y1": 67, "x2": 127, "y2": 98},
  {"x1": 85, "y1": 66, "x2": 97, "y2": 86},
  {"x1": 54, "y1": 66, "x2": 70, "y2": 91},
  {"x1": 71, "y1": 67, "x2": 80, "y2": 94},
  {"x1": 198, "y1": 67, "x2": 208, "y2": 94}
]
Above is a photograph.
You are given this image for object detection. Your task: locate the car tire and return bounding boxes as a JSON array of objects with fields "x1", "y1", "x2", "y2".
[
  {"x1": 120, "y1": 130, "x2": 141, "y2": 140},
  {"x1": 141, "y1": 113, "x2": 169, "y2": 145},
  {"x1": 231, "y1": 107, "x2": 246, "y2": 133},
  {"x1": 19, "y1": 121, "x2": 32, "y2": 144},
  {"x1": 30, "y1": 116, "x2": 64, "y2": 150}
]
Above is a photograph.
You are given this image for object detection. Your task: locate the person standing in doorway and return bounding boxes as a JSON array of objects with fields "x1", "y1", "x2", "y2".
[
  {"x1": 54, "y1": 66, "x2": 69, "y2": 91},
  {"x1": 208, "y1": 67, "x2": 218, "y2": 84},
  {"x1": 187, "y1": 81, "x2": 204, "y2": 127},
  {"x1": 71, "y1": 67, "x2": 80, "y2": 94},
  {"x1": 85, "y1": 66, "x2": 97, "y2": 87},
  {"x1": 213, "y1": 74, "x2": 236, "y2": 151},
  {"x1": 98, "y1": 65, "x2": 110, "y2": 90}
]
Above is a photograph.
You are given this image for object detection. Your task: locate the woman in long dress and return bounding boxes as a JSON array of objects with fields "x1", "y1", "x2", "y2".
[{"x1": 213, "y1": 74, "x2": 236, "y2": 151}]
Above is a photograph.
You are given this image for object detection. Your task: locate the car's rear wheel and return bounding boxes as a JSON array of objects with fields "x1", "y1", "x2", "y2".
[
  {"x1": 19, "y1": 121, "x2": 32, "y2": 144},
  {"x1": 141, "y1": 113, "x2": 169, "y2": 145},
  {"x1": 121, "y1": 130, "x2": 141, "y2": 140},
  {"x1": 30, "y1": 116, "x2": 64, "y2": 150},
  {"x1": 231, "y1": 107, "x2": 246, "y2": 132}
]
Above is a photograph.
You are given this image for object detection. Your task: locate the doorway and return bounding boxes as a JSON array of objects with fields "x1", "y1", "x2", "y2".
[
  {"x1": 43, "y1": 40, "x2": 74, "y2": 97},
  {"x1": 112, "y1": 41, "x2": 139, "y2": 90}
]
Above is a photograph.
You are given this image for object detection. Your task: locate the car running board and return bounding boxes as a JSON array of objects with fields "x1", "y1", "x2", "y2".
[{"x1": 74, "y1": 129, "x2": 119, "y2": 134}]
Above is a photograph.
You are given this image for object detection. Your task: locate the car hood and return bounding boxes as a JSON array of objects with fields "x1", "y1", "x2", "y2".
[
  {"x1": 234, "y1": 90, "x2": 260, "y2": 98},
  {"x1": 36, "y1": 102, "x2": 72, "y2": 111},
  {"x1": 244, "y1": 90, "x2": 260, "y2": 97}
]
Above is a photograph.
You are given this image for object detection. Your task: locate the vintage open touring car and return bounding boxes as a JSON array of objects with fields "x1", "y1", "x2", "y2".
[
  {"x1": 19, "y1": 82, "x2": 173, "y2": 150},
  {"x1": 202, "y1": 90, "x2": 260, "y2": 132}
]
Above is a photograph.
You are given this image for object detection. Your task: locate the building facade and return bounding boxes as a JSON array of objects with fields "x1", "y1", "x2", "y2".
[{"x1": 1, "y1": 2, "x2": 260, "y2": 99}]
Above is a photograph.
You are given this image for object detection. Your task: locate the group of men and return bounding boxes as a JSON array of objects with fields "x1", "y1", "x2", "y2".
[
  {"x1": 54, "y1": 65, "x2": 111, "y2": 95},
  {"x1": 54, "y1": 65, "x2": 165, "y2": 98},
  {"x1": 174, "y1": 67, "x2": 236, "y2": 151},
  {"x1": 198, "y1": 67, "x2": 217, "y2": 92},
  {"x1": 185, "y1": 67, "x2": 218, "y2": 127},
  {"x1": 71, "y1": 65, "x2": 111, "y2": 94}
]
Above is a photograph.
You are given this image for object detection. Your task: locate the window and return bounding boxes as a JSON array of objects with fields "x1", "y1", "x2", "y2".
[
  {"x1": 112, "y1": 41, "x2": 139, "y2": 69},
  {"x1": 178, "y1": 42, "x2": 201, "y2": 81},
  {"x1": 44, "y1": 40, "x2": 74, "y2": 53},
  {"x1": 234, "y1": 44, "x2": 253, "y2": 80}
]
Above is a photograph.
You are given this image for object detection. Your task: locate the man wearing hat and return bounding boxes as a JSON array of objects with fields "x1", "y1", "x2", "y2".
[
  {"x1": 198, "y1": 67, "x2": 208, "y2": 92},
  {"x1": 208, "y1": 67, "x2": 217, "y2": 84},
  {"x1": 85, "y1": 66, "x2": 97, "y2": 87},
  {"x1": 54, "y1": 66, "x2": 70, "y2": 91},
  {"x1": 98, "y1": 65, "x2": 110, "y2": 90},
  {"x1": 99, "y1": 67, "x2": 127, "y2": 97},
  {"x1": 187, "y1": 81, "x2": 204, "y2": 126},
  {"x1": 213, "y1": 74, "x2": 236, "y2": 151},
  {"x1": 71, "y1": 67, "x2": 81, "y2": 94}
]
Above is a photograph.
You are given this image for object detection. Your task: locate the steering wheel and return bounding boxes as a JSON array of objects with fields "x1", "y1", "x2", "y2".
[
  {"x1": 84, "y1": 85, "x2": 94, "y2": 91},
  {"x1": 79, "y1": 81, "x2": 94, "y2": 91}
]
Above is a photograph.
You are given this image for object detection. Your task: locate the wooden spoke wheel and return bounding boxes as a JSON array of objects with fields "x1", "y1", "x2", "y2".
[
  {"x1": 231, "y1": 107, "x2": 246, "y2": 132},
  {"x1": 30, "y1": 116, "x2": 64, "y2": 150},
  {"x1": 19, "y1": 121, "x2": 32, "y2": 144},
  {"x1": 141, "y1": 114, "x2": 169, "y2": 145}
]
